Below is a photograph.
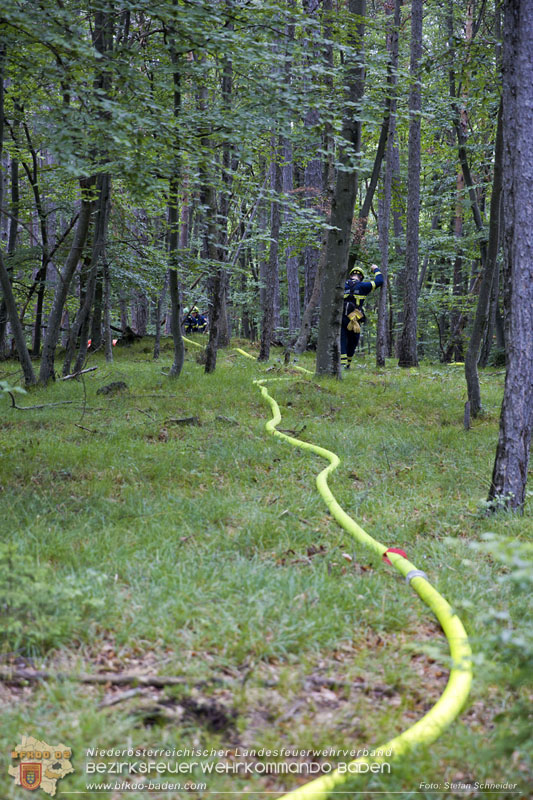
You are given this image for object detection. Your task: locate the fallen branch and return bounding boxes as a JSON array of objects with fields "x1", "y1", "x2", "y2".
[
  {"x1": 61, "y1": 366, "x2": 98, "y2": 381},
  {"x1": 98, "y1": 688, "x2": 143, "y2": 709},
  {"x1": 135, "y1": 407, "x2": 155, "y2": 421},
  {"x1": 7, "y1": 392, "x2": 76, "y2": 411},
  {"x1": 166, "y1": 416, "x2": 201, "y2": 426},
  {"x1": 0, "y1": 667, "x2": 213, "y2": 688},
  {"x1": 74, "y1": 424, "x2": 98, "y2": 434}
]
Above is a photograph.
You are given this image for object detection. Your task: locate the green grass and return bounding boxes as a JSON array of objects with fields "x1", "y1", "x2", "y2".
[{"x1": 0, "y1": 340, "x2": 531, "y2": 799}]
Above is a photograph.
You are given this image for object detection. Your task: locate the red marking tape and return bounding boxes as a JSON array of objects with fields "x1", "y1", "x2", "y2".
[{"x1": 383, "y1": 547, "x2": 408, "y2": 565}]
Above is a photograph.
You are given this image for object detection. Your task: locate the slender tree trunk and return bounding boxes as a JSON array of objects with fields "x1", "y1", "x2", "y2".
[
  {"x1": 39, "y1": 179, "x2": 94, "y2": 384},
  {"x1": 62, "y1": 4, "x2": 113, "y2": 376},
  {"x1": 488, "y1": 0, "x2": 533, "y2": 512},
  {"x1": 258, "y1": 144, "x2": 282, "y2": 362},
  {"x1": 63, "y1": 172, "x2": 111, "y2": 376},
  {"x1": 397, "y1": 0, "x2": 422, "y2": 368},
  {"x1": 204, "y1": 181, "x2": 223, "y2": 373},
  {"x1": 17, "y1": 122, "x2": 51, "y2": 357},
  {"x1": 0, "y1": 142, "x2": 20, "y2": 359},
  {"x1": 479, "y1": 2, "x2": 504, "y2": 368},
  {"x1": 465, "y1": 102, "x2": 503, "y2": 415},
  {"x1": 205, "y1": 7, "x2": 234, "y2": 371},
  {"x1": 281, "y1": 8, "x2": 300, "y2": 336},
  {"x1": 315, "y1": 0, "x2": 366, "y2": 376},
  {"x1": 0, "y1": 42, "x2": 36, "y2": 385},
  {"x1": 167, "y1": 27, "x2": 184, "y2": 378},
  {"x1": 282, "y1": 139, "x2": 301, "y2": 335},
  {"x1": 376, "y1": 0, "x2": 401, "y2": 367}
]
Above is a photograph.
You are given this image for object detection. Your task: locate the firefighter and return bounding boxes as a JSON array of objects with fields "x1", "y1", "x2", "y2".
[
  {"x1": 184, "y1": 307, "x2": 207, "y2": 333},
  {"x1": 341, "y1": 263, "x2": 383, "y2": 369}
]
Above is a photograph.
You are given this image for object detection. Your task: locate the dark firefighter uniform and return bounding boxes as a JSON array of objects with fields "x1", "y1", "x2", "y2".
[
  {"x1": 341, "y1": 265, "x2": 383, "y2": 368},
  {"x1": 184, "y1": 309, "x2": 207, "y2": 333}
]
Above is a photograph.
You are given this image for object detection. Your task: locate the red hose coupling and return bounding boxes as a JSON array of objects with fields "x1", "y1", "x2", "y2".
[{"x1": 383, "y1": 547, "x2": 408, "y2": 565}]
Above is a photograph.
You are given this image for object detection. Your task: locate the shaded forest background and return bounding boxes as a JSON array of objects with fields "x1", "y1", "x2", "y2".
[{"x1": 0, "y1": 0, "x2": 531, "y2": 506}]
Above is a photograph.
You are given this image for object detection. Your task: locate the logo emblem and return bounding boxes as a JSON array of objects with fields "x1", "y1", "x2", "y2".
[
  {"x1": 9, "y1": 736, "x2": 73, "y2": 796},
  {"x1": 21, "y1": 763, "x2": 42, "y2": 790}
]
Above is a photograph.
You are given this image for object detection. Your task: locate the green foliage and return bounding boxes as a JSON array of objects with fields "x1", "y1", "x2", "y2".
[{"x1": 0, "y1": 380, "x2": 26, "y2": 397}]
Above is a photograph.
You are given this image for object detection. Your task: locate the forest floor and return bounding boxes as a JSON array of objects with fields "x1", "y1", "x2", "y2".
[{"x1": 0, "y1": 337, "x2": 531, "y2": 800}]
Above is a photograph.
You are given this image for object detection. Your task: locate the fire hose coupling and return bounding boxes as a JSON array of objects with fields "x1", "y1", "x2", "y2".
[
  {"x1": 382, "y1": 547, "x2": 408, "y2": 565},
  {"x1": 405, "y1": 569, "x2": 429, "y2": 584}
]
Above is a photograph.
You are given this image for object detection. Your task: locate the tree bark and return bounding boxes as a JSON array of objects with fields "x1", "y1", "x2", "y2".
[
  {"x1": 282, "y1": 138, "x2": 301, "y2": 335},
  {"x1": 258, "y1": 143, "x2": 282, "y2": 362},
  {"x1": 315, "y1": 0, "x2": 366, "y2": 376},
  {"x1": 488, "y1": 0, "x2": 533, "y2": 512},
  {"x1": 62, "y1": 172, "x2": 111, "y2": 376},
  {"x1": 465, "y1": 102, "x2": 503, "y2": 415},
  {"x1": 204, "y1": 181, "x2": 223, "y2": 374},
  {"x1": 376, "y1": 0, "x2": 401, "y2": 367},
  {"x1": 205, "y1": 7, "x2": 235, "y2": 371},
  {"x1": 397, "y1": 0, "x2": 422, "y2": 368},
  {"x1": 0, "y1": 139, "x2": 20, "y2": 360},
  {"x1": 0, "y1": 42, "x2": 36, "y2": 385},
  {"x1": 39, "y1": 179, "x2": 94, "y2": 384},
  {"x1": 167, "y1": 27, "x2": 184, "y2": 379}
]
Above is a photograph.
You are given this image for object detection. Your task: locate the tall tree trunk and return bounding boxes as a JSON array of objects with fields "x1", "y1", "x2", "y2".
[
  {"x1": 204, "y1": 180, "x2": 223, "y2": 373},
  {"x1": 488, "y1": 0, "x2": 533, "y2": 512},
  {"x1": 63, "y1": 172, "x2": 111, "y2": 376},
  {"x1": 479, "y1": 6, "x2": 504, "y2": 368},
  {"x1": 280, "y1": 7, "x2": 300, "y2": 336},
  {"x1": 315, "y1": 0, "x2": 366, "y2": 376},
  {"x1": 258, "y1": 143, "x2": 282, "y2": 362},
  {"x1": 0, "y1": 141, "x2": 20, "y2": 360},
  {"x1": 0, "y1": 42, "x2": 36, "y2": 385},
  {"x1": 39, "y1": 179, "x2": 94, "y2": 384},
  {"x1": 63, "y1": 3, "x2": 113, "y2": 376},
  {"x1": 465, "y1": 102, "x2": 503, "y2": 415},
  {"x1": 167, "y1": 25, "x2": 184, "y2": 379},
  {"x1": 282, "y1": 139, "x2": 301, "y2": 335},
  {"x1": 17, "y1": 121, "x2": 51, "y2": 357},
  {"x1": 376, "y1": 0, "x2": 401, "y2": 367},
  {"x1": 397, "y1": 0, "x2": 422, "y2": 368},
  {"x1": 205, "y1": 6, "x2": 234, "y2": 371}
]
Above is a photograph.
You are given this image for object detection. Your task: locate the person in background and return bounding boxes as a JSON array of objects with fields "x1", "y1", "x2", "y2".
[
  {"x1": 184, "y1": 307, "x2": 207, "y2": 333},
  {"x1": 341, "y1": 263, "x2": 383, "y2": 369}
]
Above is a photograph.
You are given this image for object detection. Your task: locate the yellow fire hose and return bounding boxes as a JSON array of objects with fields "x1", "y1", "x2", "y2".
[
  {"x1": 254, "y1": 377, "x2": 472, "y2": 799},
  {"x1": 183, "y1": 336, "x2": 472, "y2": 797}
]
